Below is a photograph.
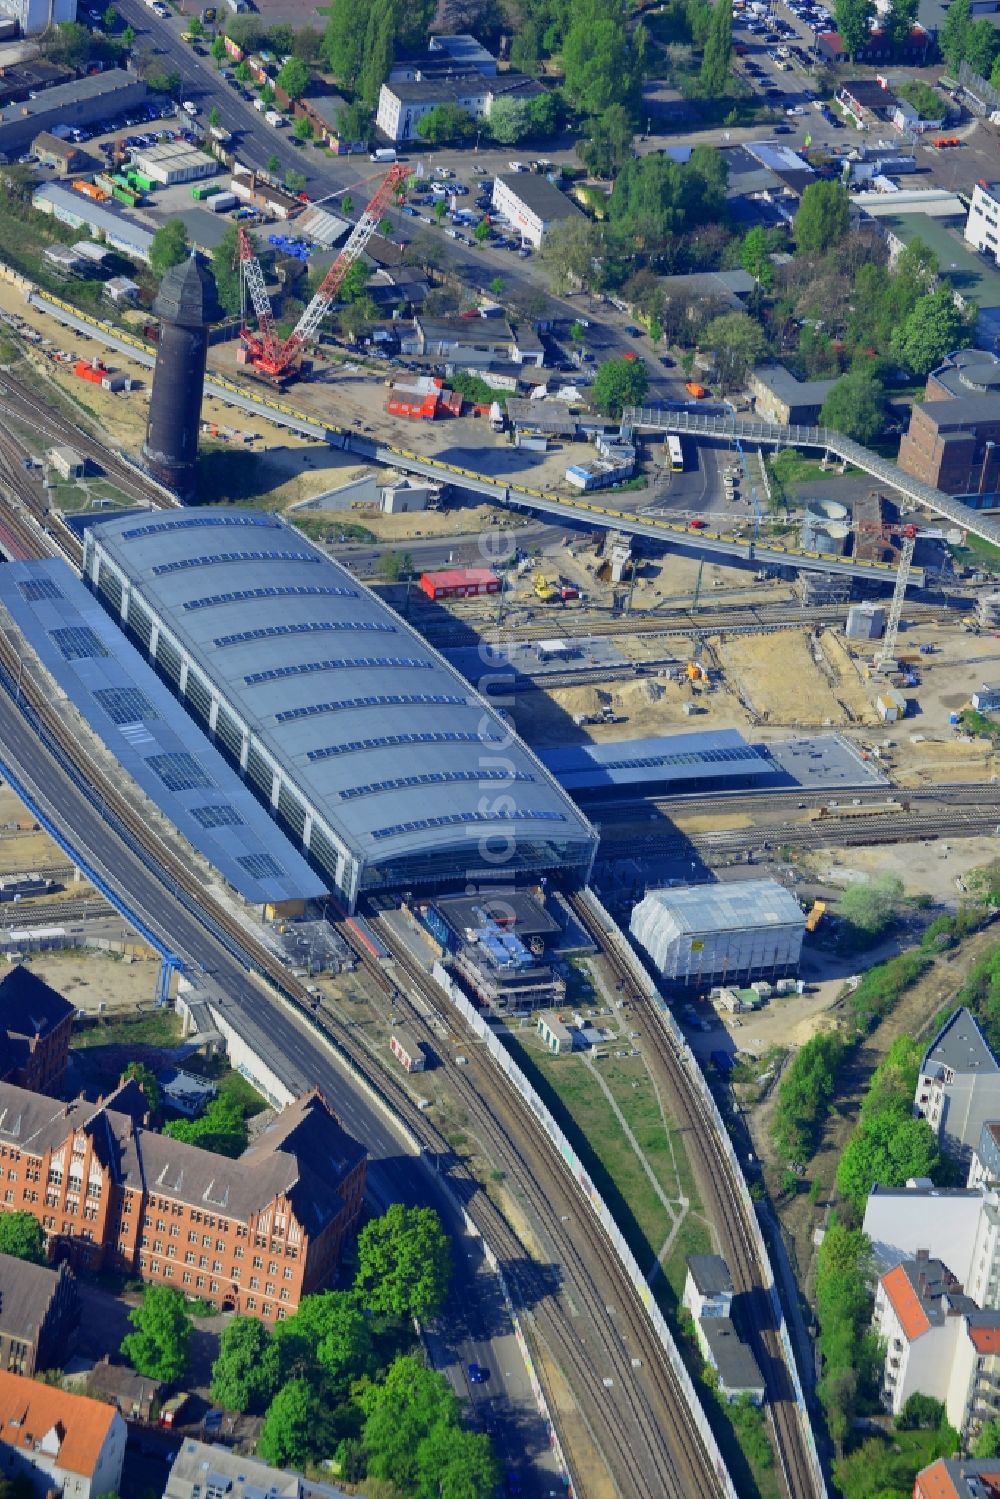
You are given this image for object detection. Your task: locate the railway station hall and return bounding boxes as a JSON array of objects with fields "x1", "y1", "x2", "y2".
[{"x1": 82, "y1": 511, "x2": 599, "y2": 911}]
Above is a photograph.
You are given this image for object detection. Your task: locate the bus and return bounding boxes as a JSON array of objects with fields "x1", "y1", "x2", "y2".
[{"x1": 667, "y1": 435, "x2": 684, "y2": 472}]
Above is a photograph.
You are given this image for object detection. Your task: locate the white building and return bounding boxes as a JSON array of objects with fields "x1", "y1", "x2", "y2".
[
  {"x1": 683, "y1": 1254, "x2": 734, "y2": 1321},
  {"x1": 0, "y1": 0, "x2": 75, "y2": 38},
  {"x1": 32, "y1": 183, "x2": 154, "y2": 264},
  {"x1": 682, "y1": 1254, "x2": 764, "y2": 1404},
  {"x1": 132, "y1": 142, "x2": 217, "y2": 186},
  {"x1": 630, "y1": 879, "x2": 805, "y2": 988},
  {"x1": 375, "y1": 72, "x2": 541, "y2": 144},
  {"x1": 0, "y1": 1370, "x2": 126, "y2": 1499},
  {"x1": 915, "y1": 1008, "x2": 1000, "y2": 1167},
  {"x1": 966, "y1": 182, "x2": 1000, "y2": 266},
  {"x1": 491, "y1": 172, "x2": 584, "y2": 249},
  {"x1": 864, "y1": 1182, "x2": 985, "y2": 1288}
]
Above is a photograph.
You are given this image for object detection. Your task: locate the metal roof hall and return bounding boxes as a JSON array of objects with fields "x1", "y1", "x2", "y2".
[{"x1": 83, "y1": 511, "x2": 597, "y2": 909}]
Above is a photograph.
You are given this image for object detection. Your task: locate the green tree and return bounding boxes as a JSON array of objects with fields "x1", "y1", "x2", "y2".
[
  {"x1": 335, "y1": 101, "x2": 372, "y2": 142},
  {"x1": 577, "y1": 103, "x2": 634, "y2": 178},
  {"x1": 293, "y1": 25, "x2": 322, "y2": 60},
  {"x1": 898, "y1": 1393, "x2": 945, "y2": 1430},
  {"x1": 258, "y1": 1380, "x2": 331, "y2": 1468},
  {"x1": 820, "y1": 369, "x2": 886, "y2": 444},
  {"x1": 838, "y1": 872, "x2": 904, "y2": 936},
  {"x1": 993, "y1": 50, "x2": 1000, "y2": 87},
  {"x1": 562, "y1": 0, "x2": 639, "y2": 117},
  {"x1": 208, "y1": 105, "x2": 220, "y2": 127},
  {"x1": 163, "y1": 1095, "x2": 247, "y2": 1157},
  {"x1": 892, "y1": 284, "x2": 972, "y2": 375},
  {"x1": 473, "y1": 218, "x2": 492, "y2": 243},
  {"x1": 609, "y1": 147, "x2": 728, "y2": 252},
  {"x1": 883, "y1": 0, "x2": 919, "y2": 49},
  {"x1": 121, "y1": 1287, "x2": 191, "y2": 1384},
  {"x1": 211, "y1": 34, "x2": 227, "y2": 63},
  {"x1": 740, "y1": 226, "x2": 774, "y2": 290},
  {"x1": 794, "y1": 180, "x2": 850, "y2": 257},
  {"x1": 361, "y1": 1355, "x2": 460, "y2": 1492},
  {"x1": 416, "y1": 103, "x2": 476, "y2": 145},
  {"x1": 0, "y1": 1213, "x2": 45, "y2": 1265},
  {"x1": 966, "y1": 17, "x2": 998, "y2": 72},
  {"x1": 487, "y1": 95, "x2": 531, "y2": 145},
  {"x1": 123, "y1": 1061, "x2": 161, "y2": 1115},
  {"x1": 414, "y1": 1424, "x2": 501, "y2": 1499},
  {"x1": 122, "y1": 23, "x2": 134, "y2": 45},
  {"x1": 46, "y1": 21, "x2": 93, "y2": 69},
  {"x1": 341, "y1": 193, "x2": 354, "y2": 216},
  {"x1": 276, "y1": 55, "x2": 310, "y2": 100},
  {"x1": 433, "y1": 197, "x2": 448, "y2": 224},
  {"x1": 377, "y1": 549, "x2": 414, "y2": 582},
  {"x1": 355, "y1": 1205, "x2": 451, "y2": 1320},
  {"x1": 150, "y1": 219, "x2": 190, "y2": 277},
  {"x1": 537, "y1": 217, "x2": 605, "y2": 293},
  {"x1": 836, "y1": 1107, "x2": 939, "y2": 1208},
  {"x1": 260, "y1": 82, "x2": 276, "y2": 106},
  {"x1": 489, "y1": 275, "x2": 505, "y2": 298},
  {"x1": 701, "y1": 310, "x2": 764, "y2": 393},
  {"x1": 285, "y1": 168, "x2": 306, "y2": 194},
  {"x1": 773, "y1": 1032, "x2": 845, "y2": 1165},
  {"x1": 591, "y1": 356, "x2": 649, "y2": 417},
  {"x1": 832, "y1": 0, "x2": 875, "y2": 57},
  {"x1": 187, "y1": 14, "x2": 203, "y2": 35},
  {"x1": 275, "y1": 1291, "x2": 372, "y2": 1387},
  {"x1": 103, "y1": 4, "x2": 117, "y2": 26},
  {"x1": 939, "y1": 0, "x2": 970, "y2": 68},
  {"x1": 233, "y1": 60, "x2": 251, "y2": 82},
  {"x1": 527, "y1": 91, "x2": 560, "y2": 136},
  {"x1": 210, "y1": 1316, "x2": 280, "y2": 1413},
  {"x1": 700, "y1": 0, "x2": 732, "y2": 95},
  {"x1": 266, "y1": 153, "x2": 281, "y2": 176},
  {"x1": 293, "y1": 115, "x2": 314, "y2": 140},
  {"x1": 973, "y1": 1420, "x2": 1000, "y2": 1458},
  {"x1": 357, "y1": 0, "x2": 396, "y2": 103},
  {"x1": 338, "y1": 258, "x2": 368, "y2": 303}
]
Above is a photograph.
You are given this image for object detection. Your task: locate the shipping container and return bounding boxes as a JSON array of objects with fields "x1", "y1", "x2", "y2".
[
  {"x1": 191, "y1": 182, "x2": 220, "y2": 200},
  {"x1": 209, "y1": 192, "x2": 239, "y2": 212}
]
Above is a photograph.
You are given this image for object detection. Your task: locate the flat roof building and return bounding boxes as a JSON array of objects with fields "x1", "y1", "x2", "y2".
[
  {"x1": 32, "y1": 182, "x2": 154, "y2": 264},
  {"x1": 539, "y1": 730, "x2": 780, "y2": 799},
  {"x1": 31, "y1": 132, "x2": 89, "y2": 175},
  {"x1": 83, "y1": 512, "x2": 597, "y2": 909},
  {"x1": 883, "y1": 212, "x2": 1000, "y2": 353},
  {"x1": 749, "y1": 364, "x2": 838, "y2": 425},
  {"x1": 0, "y1": 559, "x2": 324, "y2": 908},
  {"x1": 631, "y1": 878, "x2": 805, "y2": 987},
  {"x1": 492, "y1": 173, "x2": 583, "y2": 248},
  {"x1": 165, "y1": 1439, "x2": 351, "y2": 1499},
  {"x1": 0, "y1": 70, "x2": 147, "y2": 156},
  {"x1": 132, "y1": 142, "x2": 218, "y2": 186}
]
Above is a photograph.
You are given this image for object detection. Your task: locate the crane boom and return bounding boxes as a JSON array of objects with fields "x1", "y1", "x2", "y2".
[{"x1": 238, "y1": 225, "x2": 278, "y2": 356}]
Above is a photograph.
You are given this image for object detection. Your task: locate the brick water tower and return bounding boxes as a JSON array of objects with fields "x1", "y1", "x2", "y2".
[{"x1": 143, "y1": 254, "x2": 220, "y2": 502}]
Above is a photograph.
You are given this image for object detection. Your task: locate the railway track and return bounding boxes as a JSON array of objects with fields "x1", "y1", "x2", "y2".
[
  {"x1": 342, "y1": 910, "x2": 732, "y2": 1499},
  {"x1": 566, "y1": 890, "x2": 822, "y2": 1499},
  {"x1": 0, "y1": 618, "x2": 738, "y2": 1498},
  {"x1": 595, "y1": 804, "x2": 1000, "y2": 854}
]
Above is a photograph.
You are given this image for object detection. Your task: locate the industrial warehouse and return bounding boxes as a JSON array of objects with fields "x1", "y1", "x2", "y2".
[{"x1": 83, "y1": 511, "x2": 598, "y2": 909}]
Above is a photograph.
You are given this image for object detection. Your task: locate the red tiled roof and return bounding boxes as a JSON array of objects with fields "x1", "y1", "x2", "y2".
[
  {"x1": 969, "y1": 1325, "x2": 1000, "y2": 1355},
  {"x1": 914, "y1": 1460, "x2": 960, "y2": 1499},
  {"x1": 881, "y1": 1263, "x2": 931, "y2": 1341},
  {"x1": 0, "y1": 1370, "x2": 118, "y2": 1477}
]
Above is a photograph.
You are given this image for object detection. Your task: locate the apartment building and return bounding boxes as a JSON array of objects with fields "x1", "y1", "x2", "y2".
[
  {"x1": 165, "y1": 1438, "x2": 351, "y2": 1499},
  {"x1": 914, "y1": 1008, "x2": 1000, "y2": 1166},
  {"x1": 0, "y1": 1081, "x2": 365, "y2": 1321},
  {"x1": 966, "y1": 182, "x2": 1000, "y2": 266},
  {"x1": 375, "y1": 71, "x2": 541, "y2": 144},
  {"x1": 0, "y1": 1371, "x2": 126, "y2": 1499},
  {"x1": 915, "y1": 1458, "x2": 1000, "y2": 1498}
]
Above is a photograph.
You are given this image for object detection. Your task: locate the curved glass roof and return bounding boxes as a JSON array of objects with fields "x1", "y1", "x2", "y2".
[{"x1": 87, "y1": 512, "x2": 597, "y2": 874}]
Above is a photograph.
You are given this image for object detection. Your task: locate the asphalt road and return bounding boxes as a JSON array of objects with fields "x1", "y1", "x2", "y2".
[{"x1": 0, "y1": 681, "x2": 554, "y2": 1494}]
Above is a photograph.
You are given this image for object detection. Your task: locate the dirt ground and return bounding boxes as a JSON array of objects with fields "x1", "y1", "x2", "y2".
[
  {"x1": 713, "y1": 628, "x2": 878, "y2": 727},
  {"x1": 16, "y1": 949, "x2": 161, "y2": 1011}
]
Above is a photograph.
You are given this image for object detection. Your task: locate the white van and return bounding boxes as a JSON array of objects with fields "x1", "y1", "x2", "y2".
[{"x1": 182, "y1": 100, "x2": 198, "y2": 117}]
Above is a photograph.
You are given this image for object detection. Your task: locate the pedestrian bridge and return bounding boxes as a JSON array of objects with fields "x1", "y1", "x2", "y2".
[{"x1": 622, "y1": 406, "x2": 1000, "y2": 549}]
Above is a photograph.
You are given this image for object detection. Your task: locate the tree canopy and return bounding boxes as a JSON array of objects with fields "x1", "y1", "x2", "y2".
[
  {"x1": 360, "y1": 1355, "x2": 499, "y2": 1499},
  {"x1": 820, "y1": 369, "x2": 886, "y2": 445},
  {"x1": 121, "y1": 1286, "x2": 191, "y2": 1384},
  {"x1": 210, "y1": 1316, "x2": 281, "y2": 1413},
  {"x1": 0, "y1": 1212, "x2": 45, "y2": 1265},
  {"x1": 591, "y1": 356, "x2": 649, "y2": 417},
  {"x1": 832, "y1": 0, "x2": 874, "y2": 57},
  {"x1": 276, "y1": 55, "x2": 310, "y2": 99},
  {"x1": 794, "y1": 180, "x2": 850, "y2": 258},
  {"x1": 416, "y1": 104, "x2": 477, "y2": 145},
  {"x1": 150, "y1": 219, "x2": 190, "y2": 277},
  {"x1": 322, "y1": 0, "x2": 435, "y2": 100},
  {"x1": 773, "y1": 1032, "x2": 845, "y2": 1166},
  {"x1": 892, "y1": 284, "x2": 974, "y2": 376},
  {"x1": 257, "y1": 1379, "x2": 332, "y2": 1468},
  {"x1": 163, "y1": 1094, "x2": 247, "y2": 1158},
  {"x1": 354, "y1": 1204, "x2": 452, "y2": 1320},
  {"x1": 701, "y1": 310, "x2": 764, "y2": 393},
  {"x1": 275, "y1": 1290, "x2": 372, "y2": 1388},
  {"x1": 561, "y1": 0, "x2": 643, "y2": 118},
  {"x1": 609, "y1": 146, "x2": 727, "y2": 252},
  {"x1": 123, "y1": 1062, "x2": 161, "y2": 1115},
  {"x1": 700, "y1": 0, "x2": 732, "y2": 94}
]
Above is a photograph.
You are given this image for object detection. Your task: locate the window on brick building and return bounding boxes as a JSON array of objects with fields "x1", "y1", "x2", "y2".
[
  {"x1": 232, "y1": 1267, "x2": 240, "y2": 1280},
  {"x1": 253, "y1": 1256, "x2": 262, "y2": 1269},
  {"x1": 182, "y1": 1272, "x2": 192, "y2": 1285},
  {"x1": 268, "y1": 1262, "x2": 277, "y2": 1275},
  {"x1": 265, "y1": 1283, "x2": 275, "y2": 1297},
  {"x1": 216, "y1": 1240, "x2": 225, "y2": 1253},
  {"x1": 276, "y1": 1307, "x2": 286, "y2": 1320},
  {"x1": 188, "y1": 1231, "x2": 198, "y2": 1243},
  {"x1": 283, "y1": 1267, "x2": 292, "y2": 1280},
  {"x1": 210, "y1": 1281, "x2": 219, "y2": 1293},
  {"x1": 234, "y1": 1247, "x2": 244, "y2": 1259},
  {"x1": 213, "y1": 1260, "x2": 222, "y2": 1273},
  {"x1": 3, "y1": 1193, "x2": 12, "y2": 1206},
  {"x1": 246, "y1": 1297, "x2": 256, "y2": 1310},
  {"x1": 202, "y1": 1235, "x2": 211, "y2": 1248},
  {"x1": 196, "y1": 1276, "x2": 205, "y2": 1288},
  {"x1": 199, "y1": 1257, "x2": 208, "y2": 1269},
  {"x1": 170, "y1": 1224, "x2": 179, "y2": 1237},
  {"x1": 184, "y1": 1252, "x2": 195, "y2": 1265},
  {"x1": 280, "y1": 1288, "x2": 289, "y2": 1301},
  {"x1": 249, "y1": 1277, "x2": 259, "y2": 1290}
]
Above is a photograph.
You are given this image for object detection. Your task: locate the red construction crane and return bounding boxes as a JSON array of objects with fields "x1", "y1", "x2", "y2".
[{"x1": 238, "y1": 161, "x2": 410, "y2": 384}]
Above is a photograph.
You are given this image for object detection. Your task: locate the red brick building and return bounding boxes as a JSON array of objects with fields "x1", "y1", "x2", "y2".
[
  {"x1": 0, "y1": 1081, "x2": 365, "y2": 1322},
  {"x1": 0, "y1": 966, "x2": 74, "y2": 1096},
  {"x1": 897, "y1": 395, "x2": 1000, "y2": 498}
]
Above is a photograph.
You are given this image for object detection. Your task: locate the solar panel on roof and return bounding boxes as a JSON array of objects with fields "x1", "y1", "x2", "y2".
[
  {"x1": 93, "y1": 686, "x2": 159, "y2": 726},
  {"x1": 18, "y1": 578, "x2": 63, "y2": 603},
  {"x1": 50, "y1": 626, "x2": 109, "y2": 662},
  {"x1": 191, "y1": 803, "x2": 245, "y2": 829},
  {"x1": 152, "y1": 550, "x2": 318, "y2": 577},
  {"x1": 146, "y1": 752, "x2": 213, "y2": 792},
  {"x1": 308, "y1": 730, "x2": 500, "y2": 763},
  {"x1": 237, "y1": 852, "x2": 285, "y2": 880},
  {"x1": 276, "y1": 692, "x2": 467, "y2": 724},
  {"x1": 246, "y1": 657, "x2": 431, "y2": 686},
  {"x1": 123, "y1": 514, "x2": 276, "y2": 541},
  {"x1": 184, "y1": 585, "x2": 357, "y2": 612},
  {"x1": 214, "y1": 620, "x2": 396, "y2": 649},
  {"x1": 371, "y1": 807, "x2": 566, "y2": 841},
  {"x1": 341, "y1": 767, "x2": 533, "y2": 801}
]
